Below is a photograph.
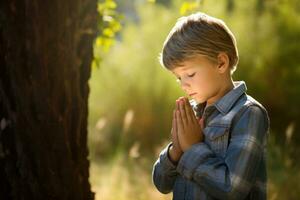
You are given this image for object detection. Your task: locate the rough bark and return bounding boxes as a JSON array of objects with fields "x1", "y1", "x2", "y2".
[{"x1": 0, "y1": 0, "x2": 98, "y2": 199}]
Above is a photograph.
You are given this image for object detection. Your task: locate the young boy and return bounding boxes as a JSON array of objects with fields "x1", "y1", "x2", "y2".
[{"x1": 152, "y1": 12, "x2": 270, "y2": 200}]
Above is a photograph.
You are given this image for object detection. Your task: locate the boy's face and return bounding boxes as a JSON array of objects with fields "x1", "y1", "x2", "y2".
[{"x1": 171, "y1": 55, "x2": 225, "y2": 105}]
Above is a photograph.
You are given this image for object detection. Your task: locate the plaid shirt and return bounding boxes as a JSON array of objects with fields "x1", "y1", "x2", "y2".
[{"x1": 152, "y1": 81, "x2": 270, "y2": 200}]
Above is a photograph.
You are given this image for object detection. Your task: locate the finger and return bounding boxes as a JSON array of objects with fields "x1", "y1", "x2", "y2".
[
  {"x1": 171, "y1": 110, "x2": 175, "y2": 136},
  {"x1": 185, "y1": 97, "x2": 197, "y2": 123},
  {"x1": 176, "y1": 110, "x2": 184, "y2": 134},
  {"x1": 174, "y1": 110, "x2": 178, "y2": 134},
  {"x1": 179, "y1": 99, "x2": 188, "y2": 126},
  {"x1": 176, "y1": 99, "x2": 183, "y2": 121},
  {"x1": 174, "y1": 111, "x2": 178, "y2": 137},
  {"x1": 174, "y1": 112, "x2": 177, "y2": 135},
  {"x1": 177, "y1": 97, "x2": 185, "y2": 106},
  {"x1": 179, "y1": 96, "x2": 185, "y2": 101},
  {"x1": 183, "y1": 98, "x2": 193, "y2": 123},
  {"x1": 185, "y1": 98, "x2": 198, "y2": 123},
  {"x1": 173, "y1": 110, "x2": 178, "y2": 138}
]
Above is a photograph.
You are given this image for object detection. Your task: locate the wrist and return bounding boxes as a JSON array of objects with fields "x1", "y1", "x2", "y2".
[{"x1": 168, "y1": 144, "x2": 182, "y2": 164}]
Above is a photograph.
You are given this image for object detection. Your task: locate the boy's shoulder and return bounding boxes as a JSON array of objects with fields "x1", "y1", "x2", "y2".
[
  {"x1": 229, "y1": 93, "x2": 270, "y2": 130},
  {"x1": 236, "y1": 93, "x2": 268, "y2": 117}
]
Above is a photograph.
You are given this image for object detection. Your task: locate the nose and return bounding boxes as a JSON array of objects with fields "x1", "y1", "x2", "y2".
[{"x1": 180, "y1": 79, "x2": 191, "y2": 92}]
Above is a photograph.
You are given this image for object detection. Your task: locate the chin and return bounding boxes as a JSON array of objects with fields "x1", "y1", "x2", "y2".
[{"x1": 194, "y1": 97, "x2": 206, "y2": 104}]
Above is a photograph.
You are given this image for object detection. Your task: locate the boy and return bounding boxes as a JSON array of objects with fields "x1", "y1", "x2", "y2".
[{"x1": 152, "y1": 12, "x2": 270, "y2": 200}]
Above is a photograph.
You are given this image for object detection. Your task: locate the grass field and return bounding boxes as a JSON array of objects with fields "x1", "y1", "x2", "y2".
[{"x1": 89, "y1": 135, "x2": 300, "y2": 200}]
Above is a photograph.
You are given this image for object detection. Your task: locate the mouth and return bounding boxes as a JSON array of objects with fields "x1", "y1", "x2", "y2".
[{"x1": 189, "y1": 93, "x2": 197, "y2": 97}]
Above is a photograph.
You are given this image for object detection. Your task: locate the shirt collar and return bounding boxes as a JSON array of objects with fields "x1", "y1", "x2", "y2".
[
  {"x1": 190, "y1": 81, "x2": 247, "y2": 117},
  {"x1": 214, "y1": 81, "x2": 247, "y2": 114}
]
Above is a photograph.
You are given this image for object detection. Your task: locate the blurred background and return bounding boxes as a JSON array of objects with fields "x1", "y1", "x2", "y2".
[{"x1": 88, "y1": 0, "x2": 300, "y2": 199}]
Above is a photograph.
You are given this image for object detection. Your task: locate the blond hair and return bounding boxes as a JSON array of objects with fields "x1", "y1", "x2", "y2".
[{"x1": 159, "y1": 12, "x2": 239, "y2": 73}]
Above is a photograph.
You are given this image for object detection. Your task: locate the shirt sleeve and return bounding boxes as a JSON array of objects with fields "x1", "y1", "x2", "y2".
[
  {"x1": 176, "y1": 105, "x2": 270, "y2": 200},
  {"x1": 152, "y1": 142, "x2": 179, "y2": 194}
]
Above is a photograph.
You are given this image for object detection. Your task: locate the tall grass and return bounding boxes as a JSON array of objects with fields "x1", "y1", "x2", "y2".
[
  {"x1": 88, "y1": 128, "x2": 300, "y2": 200},
  {"x1": 89, "y1": 141, "x2": 172, "y2": 200}
]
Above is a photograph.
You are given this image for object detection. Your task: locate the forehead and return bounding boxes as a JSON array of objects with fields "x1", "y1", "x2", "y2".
[
  {"x1": 171, "y1": 66, "x2": 194, "y2": 75},
  {"x1": 170, "y1": 58, "x2": 200, "y2": 75},
  {"x1": 170, "y1": 55, "x2": 215, "y2": 76}
]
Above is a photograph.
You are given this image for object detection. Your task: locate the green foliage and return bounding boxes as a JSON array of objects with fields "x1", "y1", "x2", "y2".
[
  {"x1": 92, "y1": 0, "x2": 123, "y2": 68},
  {"x1": 89, "y1": 3, "x2": 186, "y2": 160},
  {"x1": 268, "y1": 133, "x2": 300, "y2": 199},
  {"x1": 179, "y1": 1, "x2": 201, "y2": 15}
]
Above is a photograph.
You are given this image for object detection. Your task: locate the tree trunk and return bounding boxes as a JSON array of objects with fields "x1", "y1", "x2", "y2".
[{"x1": 0, "y1": 0, "x2": 98, "y2": 199}]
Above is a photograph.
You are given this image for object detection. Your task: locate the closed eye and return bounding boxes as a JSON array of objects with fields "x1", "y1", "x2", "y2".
[
  {"x1": 175, "y1": 72, "x2": 195, "y2": 82},
  {"x1": 188, "y1": 72, "x2": 196, "y2": 77}
]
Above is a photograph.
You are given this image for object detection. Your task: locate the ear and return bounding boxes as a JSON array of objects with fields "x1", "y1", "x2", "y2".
[{"x1": 216, "y1": 52, "x2": 230, "y2": 74}]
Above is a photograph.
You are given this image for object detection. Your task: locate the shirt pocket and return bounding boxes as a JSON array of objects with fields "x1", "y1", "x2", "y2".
[{"x1": 203, "y1": 126, "x2": 229, "y2": 157}]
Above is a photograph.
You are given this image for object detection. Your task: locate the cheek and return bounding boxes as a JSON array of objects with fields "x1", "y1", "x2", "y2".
[
  {"x1": 195, "y1": 72, "x2": 210, "y2": 83},
  {"x1": 194, "y1": 73, "x2": 218, "y2": 93},
  {"x1": 192, "y1": 77, "x2": 209, "y2": 95}
]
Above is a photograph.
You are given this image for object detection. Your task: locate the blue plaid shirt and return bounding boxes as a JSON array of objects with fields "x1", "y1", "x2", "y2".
[{"x1": 152, "y1": 81, "x2": 270, "y2": 200}]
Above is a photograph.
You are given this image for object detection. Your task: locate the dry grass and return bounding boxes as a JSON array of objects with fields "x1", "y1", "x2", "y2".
[{"x1": 89, "y1": 152, "x2": 172, "y2": 200}]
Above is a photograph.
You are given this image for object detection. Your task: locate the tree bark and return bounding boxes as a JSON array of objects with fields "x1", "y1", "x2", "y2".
[{"x1": 0, "y1": 0, "x2": 98, "y2": 199}]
